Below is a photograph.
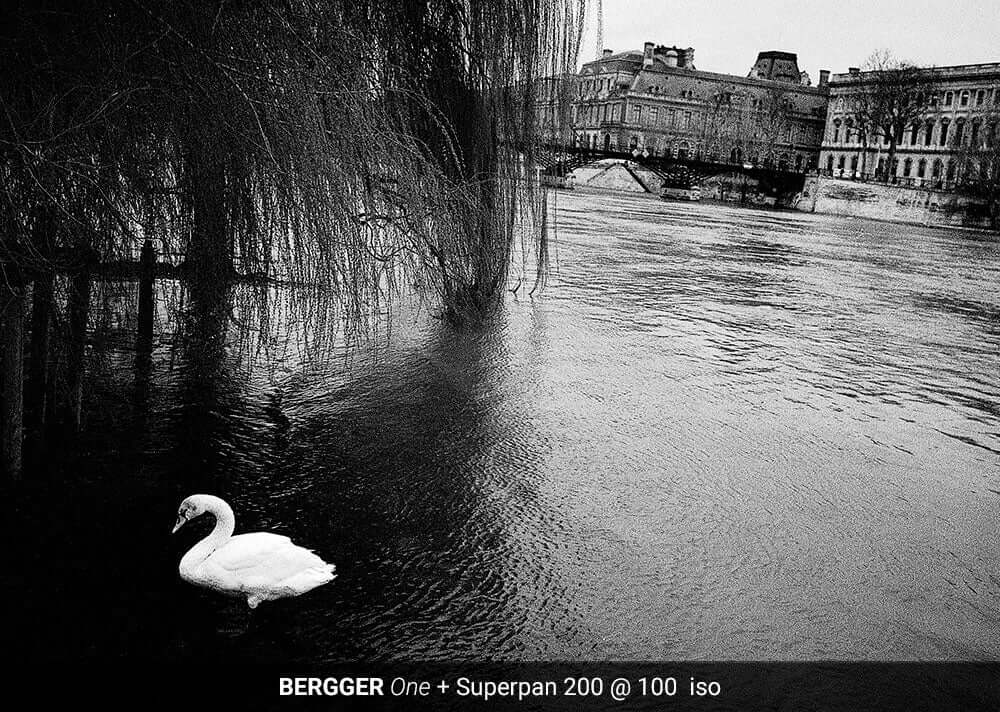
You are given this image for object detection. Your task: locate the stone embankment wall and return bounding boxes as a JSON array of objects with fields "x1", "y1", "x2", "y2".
[{"x1": 795, "y1": 175, "x2": 995, "y2": 230}]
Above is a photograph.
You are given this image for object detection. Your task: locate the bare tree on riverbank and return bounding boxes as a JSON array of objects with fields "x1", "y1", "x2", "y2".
[
  {"x1": 701, "y1": 85, "x2": 793, "y2": 168},
  {"x1": 845, "y1": 50, "x2": 938, "y2": 181}
]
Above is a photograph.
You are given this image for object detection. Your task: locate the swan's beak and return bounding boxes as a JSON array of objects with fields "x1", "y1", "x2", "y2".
[{"x1": 172, "y1": 514, "x2": 187, "y2": 534}]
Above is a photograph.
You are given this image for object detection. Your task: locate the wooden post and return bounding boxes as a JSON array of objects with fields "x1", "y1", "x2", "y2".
[{"x1": 1, "y1": 264, "x2": 26, "y2": 481}]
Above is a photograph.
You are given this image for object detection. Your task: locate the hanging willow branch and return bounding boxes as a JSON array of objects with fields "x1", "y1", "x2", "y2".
[{"x1": 0, "y1": 0, "x2": 588, "y2": 329}]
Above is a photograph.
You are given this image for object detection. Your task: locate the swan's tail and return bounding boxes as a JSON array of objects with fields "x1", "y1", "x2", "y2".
[{"x1": 285, "y1": 563, "x2": 337, "y2": 596}]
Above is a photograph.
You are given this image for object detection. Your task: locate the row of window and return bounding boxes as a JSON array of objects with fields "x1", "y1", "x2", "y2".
[
  {"x1": 824, "y1": 153, "x2": 993, "y2": 181},
  {"x1": 942, "y1": 89, "x2": 988, "y2": 107},
  {"x1": 835, "y1": 87, "x2": 998, "y2": 112},
  {"x1": 576, "y1": 102, "x2": 622, "y2": 125},
  {"x1": 575, "y1": 102, "x2": 696, "y2": 129},
  {"x1": 574, "y1": 102, "x2": 823, "y2": 148},
  {"x1": 829, "y1": 117, "x2": 999, "y2": 148},
  {"x1": 577, "y1": 76, "x2": 703, "y2": 100},
  {"x1": 579, "y1": 76, "x2": 618, "y2": 95},
  {"x1": 631, "y1": 104, "x2": 694, "y2": 129}
]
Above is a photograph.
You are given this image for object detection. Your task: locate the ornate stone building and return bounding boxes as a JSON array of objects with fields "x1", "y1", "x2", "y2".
[
  {"x1": 819, "y1": 63, "x2": 1000, "y2": 189},
  {"x1": 570, "y1": 44, "x2": 829, "y2": 172}
]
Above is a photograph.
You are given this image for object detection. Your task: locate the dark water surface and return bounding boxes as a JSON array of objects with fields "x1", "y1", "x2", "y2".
[{"x1": 15, "y1": 190, "x2": 1000, "y2": 662}]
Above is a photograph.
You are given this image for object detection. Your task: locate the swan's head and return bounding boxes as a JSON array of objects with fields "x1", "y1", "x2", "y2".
[{"x1": 172, "y1": 495, "x2": 212, "y2": 534}]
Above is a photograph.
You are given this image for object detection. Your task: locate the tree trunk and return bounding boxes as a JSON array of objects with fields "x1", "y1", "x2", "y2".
[
  {"x1": 25, "y1": 273, "x2": 52, "y2": 440},
  {"x1": 62, "y1": 269, "x2": 92, "y2": 432},
  {"x1": 188, "y1": 131, "x2": 233, "y2": 289},
  {"x1": 886, "y1": 139, "x2": 898, "y2": 185},
  {"x1": 137, "y1": 239, "x2": 156, "y2": 348},
  {"x1": 1, "y1": 265, "x2": 26, "y2": 481}
]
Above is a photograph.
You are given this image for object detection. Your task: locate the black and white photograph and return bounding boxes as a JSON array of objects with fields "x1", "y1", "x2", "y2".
[{"x1": 3, "y1": 0, "x2": 999, "y2": 709}]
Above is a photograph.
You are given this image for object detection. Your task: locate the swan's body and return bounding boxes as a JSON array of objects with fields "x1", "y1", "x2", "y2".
[{"x1": 172, "y1": 494, "x2": 336, "y2": 608}]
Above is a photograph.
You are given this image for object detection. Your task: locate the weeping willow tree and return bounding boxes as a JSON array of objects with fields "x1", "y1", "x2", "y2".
[
  {"x1": 3, "y1": 0, "x2": 587, "y2": 313},
  {"x1": 0, "y1": 0, "x2": 587, "y2": 477}
]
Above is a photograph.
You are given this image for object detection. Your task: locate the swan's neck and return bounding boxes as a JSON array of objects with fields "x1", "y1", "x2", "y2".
[{"x1": 180, "y1": 500, "x2": 236, "y2": 573}]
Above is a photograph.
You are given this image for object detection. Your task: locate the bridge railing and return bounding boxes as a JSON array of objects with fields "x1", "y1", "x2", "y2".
[{"x1": 538, "y1": 142, "x2": 810, "y2": 179}]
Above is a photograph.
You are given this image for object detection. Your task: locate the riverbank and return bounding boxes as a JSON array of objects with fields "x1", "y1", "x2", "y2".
[{"x1": 794, "y1": 175, "x2": 996, "y2": 232}]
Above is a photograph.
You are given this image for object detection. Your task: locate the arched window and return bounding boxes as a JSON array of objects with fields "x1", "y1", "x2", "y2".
[
  {"x1": 932, "y1": 159, "x2": 943, "y2": 178},
  {"x1": 826, "y1": 155, "x2": 834, "y2": 173},
  {"x1": 955, "y1": 119, "x2": 965, "y2": 145},
  {"x1": 970, "y1": 120, "x2": 981, "y2": 147},
  {"x1": 795, "y1": 154, "x2": 804, "y2": 171},
  {"x1": 947, "y1": 160, "x2": 956, "y2": 181},
  {"x1": 903, "y1": 158, "x2": 912, "y2": 176},
  {"x1": 910, "y1": 123, "x2": 919, "y2": 145},
  {"x1": 850, "y1": 155, "x2": 859, "y2": 173},
  {"x1": 944, "y1": 91, "x2": 954, "y2": 106},
  {"x1": 924, "y1": 120, "x2": 935, "y2": 146},
  {"x1": 832, "y1": 119, "x2": 841, "y2": 143},
  {"x1": 845, "y1": 119, "x2": 854, "y2": 145},
  {"x1": 917, "y1": 159, "x2": 926, "y2": 177},
  {"x1": 975, "y1": 89, "x2": 986, "y2": 106},
  {"x1": 959, "y1": 90, "x2": 970, "y2": 107},
  {"x1": 940, "y1": 119, "x2": 950, "y2": 146},
  {"x1": 678, "y1": 142, "x2": 689, "y2": 160},
  {"x1": 837, "y1": 155, "x2": 846, "y2": 170}
]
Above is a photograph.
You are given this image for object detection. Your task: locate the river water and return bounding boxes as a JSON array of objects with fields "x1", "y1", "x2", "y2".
[{"x1": 16, "y1": 189, "x2": 1000, "y2": 662}]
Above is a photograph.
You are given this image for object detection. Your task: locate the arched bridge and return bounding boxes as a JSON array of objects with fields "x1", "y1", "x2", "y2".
[{"x1": 537, "y1": 144, "x2": 808, "y2": 196}]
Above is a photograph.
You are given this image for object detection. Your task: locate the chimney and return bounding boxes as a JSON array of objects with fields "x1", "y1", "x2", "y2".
[
  {"x1": 818, "y1": 69, "x2": 830, "y2": 87},
  {"x1": 684, "y1": 47, "x2": 695, "y2": 68},
  {"x1": 643, "y1": 42, "x2": 654, "y2": 68},
  {"x1": 603, "y1": 48, "x2": 613, "y2": 57}
]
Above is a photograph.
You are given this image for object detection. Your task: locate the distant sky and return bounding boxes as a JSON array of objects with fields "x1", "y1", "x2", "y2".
[{"x1": 579, "y1": 0, "x2": 1000, "y2": 78}]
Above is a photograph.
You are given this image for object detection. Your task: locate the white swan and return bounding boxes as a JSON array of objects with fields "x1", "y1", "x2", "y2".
[{"x1": 172, "y1": 494, "x2": 336, "y2": 609}]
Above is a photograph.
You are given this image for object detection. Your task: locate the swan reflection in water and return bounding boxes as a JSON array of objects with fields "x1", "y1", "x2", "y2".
[{"x1": 172, "y1": 494, "x2": 336, "y2": 609}]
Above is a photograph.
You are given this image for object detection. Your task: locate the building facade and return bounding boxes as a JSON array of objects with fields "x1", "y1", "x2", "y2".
[
  {"x1": 570, "y1": 44, "x2": 829, "y2": 173},
  {"x1": 819, "y1": 63, "x2": 1000, "y2": 189}
]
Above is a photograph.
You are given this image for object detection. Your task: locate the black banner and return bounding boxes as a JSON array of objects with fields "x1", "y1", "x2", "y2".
[{"x1": 15, "y1": 662, "x2": 1000, "y2": 711}]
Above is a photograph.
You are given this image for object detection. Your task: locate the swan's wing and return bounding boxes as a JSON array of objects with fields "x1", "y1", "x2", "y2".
[{"x1": 205, "y1": 533, "x2": 332, "y2": 588}]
